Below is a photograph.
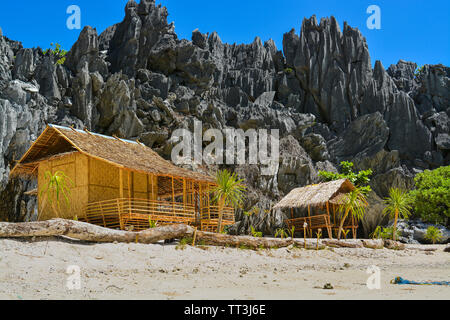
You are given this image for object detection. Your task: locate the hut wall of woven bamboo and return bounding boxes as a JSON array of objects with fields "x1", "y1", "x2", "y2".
[{"x1": 11, "y1": 125, "x2": 234, "y2": 232}]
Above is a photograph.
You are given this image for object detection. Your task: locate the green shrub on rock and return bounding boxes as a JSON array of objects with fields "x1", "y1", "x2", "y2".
[{"x1": 409, "y1": 166, "x2": 450, "y2": 226}]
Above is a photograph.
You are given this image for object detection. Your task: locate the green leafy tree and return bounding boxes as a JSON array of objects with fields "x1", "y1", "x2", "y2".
[
  {"x1": 43, "y1": 43, "x2": 67, "y2": 65},
  {"x1": 382, "y1": 188, "x2": 412, "y2": 241},
  {"x1": 424, "y1": 226, "x2": 443, "y2": 244},
  {"x1": 336, "y1": 187, "x2": 368, "y2": 240},
  {"x1": 319, "y1": 161, "x2": 373, "y2": 194},
  {"x1": 408, "y1": 166, "x2": 450, "y2": 226},
  {"x1": 212, "y1": 170, "x2": 246, "y2": 233},
  {"x1": 39, "y1": 171, "x2": 74, "y2": 219}
]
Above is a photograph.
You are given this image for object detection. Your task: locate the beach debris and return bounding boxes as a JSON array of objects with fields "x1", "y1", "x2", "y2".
[
  {"x1": 323, "y1": 283, "x2": 334, "y2": 290},
  {"x1": 391, "y1": 277, "x2": 450, "y2": 286}
]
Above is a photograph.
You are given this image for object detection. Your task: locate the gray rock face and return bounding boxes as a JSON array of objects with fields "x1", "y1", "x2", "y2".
[
  {"x1": 0, "y1": 1, "x2": 448, "y2": 235},
  {"x1": 394, "y1": 219, "x2": 450, "y2": 244},
  {"x1": 328, "y1": 112, "x2": 389, "y2": 163}
]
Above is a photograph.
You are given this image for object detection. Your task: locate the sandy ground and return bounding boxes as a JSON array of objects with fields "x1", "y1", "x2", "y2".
[{"x1": 0, "y1": 237, "x2": 449, "y2": 300}]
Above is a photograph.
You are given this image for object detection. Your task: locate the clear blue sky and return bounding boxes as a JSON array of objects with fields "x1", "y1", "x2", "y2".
[{"x1": 0, "y1": 0, "x2": 448, "y2": 68}]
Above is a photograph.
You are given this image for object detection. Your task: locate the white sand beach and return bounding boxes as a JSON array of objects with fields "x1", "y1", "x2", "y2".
[{"x1": 0, "y1": 237, "x2": 449, "y2": 300}]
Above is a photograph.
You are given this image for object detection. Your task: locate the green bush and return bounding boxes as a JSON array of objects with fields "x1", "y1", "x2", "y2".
[
  {"x1": 424, "y1": 226, "x2": 443, "y2": 244},
  {"x1": 44, "y1": 43, "x2": 67, "y2": 65},
  {"x1": 319, "y1": 161, "x2": 373, "y2": 194},
  {"x1": 250, "y1": 226, "x2": 262, "y2": 238},
  {"x1": 380, "y1": 227, "x2": 401, "y2": 240},
  {"x1": 409, "y1": 166, "x2": 450, "y2": 226}
]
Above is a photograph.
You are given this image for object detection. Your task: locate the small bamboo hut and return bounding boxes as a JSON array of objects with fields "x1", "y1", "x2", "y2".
[
  {"x1": 10, "y1": 124, "x2": 235, "y2": 232},
  {"x1": 273, "y1": 179, "x2": 359, "y2": 239}
]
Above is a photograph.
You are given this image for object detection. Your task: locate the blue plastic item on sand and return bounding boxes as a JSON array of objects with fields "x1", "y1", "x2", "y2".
[{"x1": 392, "y1": 277, "x2": 450, "y2": 286}]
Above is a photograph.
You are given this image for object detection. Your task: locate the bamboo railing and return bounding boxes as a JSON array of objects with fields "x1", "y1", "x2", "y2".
[
  {"x1": 286, "y1": 214, "x2": 357, "y2": 239},
  {"x1": 82, "y1": 198, "x2": 235, "y2": 233},
  {"x1": 83, "y1": 198, "x2": 196, "y2": 231},
  {"x1": 200, "y1": 205, "x2": 235, "y2": 232}
]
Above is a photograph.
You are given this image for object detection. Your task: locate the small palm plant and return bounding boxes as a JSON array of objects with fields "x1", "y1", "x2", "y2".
[
  {"x1": 211, "y1": 170, "x2": 246, "y2": 233},
  {"x1": 341, "y1": 229, "x2": 350, "y2": 240},
  {"x1": 424, "y1": 226, "x2": 443, "y2": 244},
  {"x1": 370, "y1": 226, "x2": 383, "y2": 239},
  {"x1": 288, "y1": 226, "x2": 295, "y2": 239},
  {"x1": 148, "y1": 218, "x2": 158, "y2": 229},
  {"x1": 382, "y1": 188, "x2": 412, "y2": 241},
  {"x1": 39, "y1": 171, "x2": 74, "y2": 219},
  {"x1": 250, "y1": 226, "x2": 262, "y2": 238},
  {"x1": 316, "y1": 229, "x2": 322, "y2": 250},
  {"x1": 337, "y1": 188, "x2": 368, "y2": 240},
  {"x1": 275, "y1": 228, "x2": 288, "y2": 239}
]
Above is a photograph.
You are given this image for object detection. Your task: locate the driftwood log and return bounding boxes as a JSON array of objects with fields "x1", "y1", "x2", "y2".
[
  {"x1": 193, "y1": 231, "x2": 294, "y2": 249},
  {"x1": 0, "y1": 219, "x2": 404, "y2": 250},
  {"x1": 0, "y1": 219, "x2": 193, "y2": 244}
]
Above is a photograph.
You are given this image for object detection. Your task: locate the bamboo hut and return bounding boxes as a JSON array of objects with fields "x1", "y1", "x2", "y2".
[
  {"x1": 10, "y1": 124, "x2": 234, "y2": 232},
  {"x1": 273, "y1": 179, "x2": 359, "y2": 239}
]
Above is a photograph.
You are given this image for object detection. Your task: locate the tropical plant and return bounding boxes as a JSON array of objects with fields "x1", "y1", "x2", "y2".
[
  {"x1": 414, "y1": 65, "x2": 425, "y2": 78},
  {"x1": 148, "y1": 218, "x2": 158, "y2": 229},
  {"x1": 382, "y1": 188, "x2": 412, "y2": 241},
  {"x1": 370, "y1": 226, "x2": 383, "y2": 239},
  {"x1": 275, "y1": 228, "x2": 288, "y2": 239},
  {"x1": 341, "y1": 229, "x2": 350, "y2": 240},
  {"x1": 408, "y1": 166, "x2": 449, "y2": 226},
  {"x1": 316, "y1": 229, "x2": 322, "y2": 250},
  {"x1": 424, "y1": 226, "x2": 443, "y2": 244},
  {"x1": 319, "y1": 161, "x2": 373, "y2": 195},
  {"x1": 43, "y1": 43, "x2": 67, "y2": 65},
  {"x1": 211, "y1": 170, "x2": 246, "y2": 233},
  {"x1": 336, "y1": 187, "x2": 368, "y2": 240},
  {"x1": 39, "y1": 171, "x2": 74, "y2": 219},
  {"x1": 380, "y1": 227, "x2": 401, "y2": 240},
  {"x1": 288, "y1": 226, "x2": 295, "y2": 239},
  {"x1": 250, "y1": 226, "x2": 262, "y2": 238}
]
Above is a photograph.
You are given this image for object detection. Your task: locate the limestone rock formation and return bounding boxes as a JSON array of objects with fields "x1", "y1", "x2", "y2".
[{"x1": 0, "y1": 1, "x2": 448, "y2": 236}]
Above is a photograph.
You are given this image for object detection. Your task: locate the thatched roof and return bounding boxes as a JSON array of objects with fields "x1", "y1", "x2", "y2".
[
  {"x1": 273, "y1": 179, "x2": 355, "y2": 209},
  {"x1": 10, "y1": 124, "x2": 215, "y2": 183}
]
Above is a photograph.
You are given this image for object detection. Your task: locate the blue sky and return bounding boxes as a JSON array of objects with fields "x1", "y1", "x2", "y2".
[{"x1": 0, "y1": 0, "x2": 448, "y2": 68}]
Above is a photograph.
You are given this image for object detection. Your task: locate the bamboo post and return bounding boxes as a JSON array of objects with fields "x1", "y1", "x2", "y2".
[
  {"x1": 326, "y1": 202, "x2": 333, "y2": 239},
  {"x1": 307, "y1": 205, "x2": 312, "y2": 238},
  {"x1": 171, "y1": 176, "x2": 175, "y2": 216},
  {"x1": 117, "y1": 199, "x2": 123, "y2": 230},
  {"x1": 183, "y1": 179, "x2": 187, "y2": 212},
  {"x1": 192, "y1": 227, "x2": 198, "y2": 246},
  {"x1": 207, "y1": 184, "x2": 211, "y2": 221},
  {"x1": 303, "y1": 222, "x2": 307, "y2": 249},
  {"x1": 127, "y1": 170, "x2": 132, "y2": 216},
  {"x1": 119, "y1": 169, "x2": 124, "y2": 199}
]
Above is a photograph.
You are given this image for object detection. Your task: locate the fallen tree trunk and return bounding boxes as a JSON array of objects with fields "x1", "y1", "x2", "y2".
[
  {"x1": 0, "y1": 219, "x2": 405, "y2": 250},
  {"x1": 0, "y1": 219, "x2": 294, "y2": 248},
  {"x1": 194, "y1": 231, "x2": 294, "y2": 249},
  {"x1": 322, "y1": 239, "x2": 364, "y2": 248},
  {"x1": 0, "y1": 219, "x2": 194, "y2": 244}
]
